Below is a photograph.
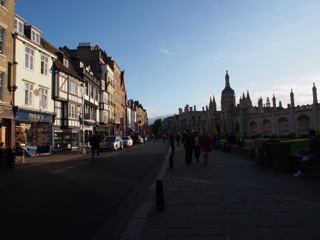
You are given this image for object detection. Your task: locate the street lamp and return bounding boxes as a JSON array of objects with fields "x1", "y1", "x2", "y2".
[{"x1": 80, "y1": 83, "x2": 85, "y2": 149}]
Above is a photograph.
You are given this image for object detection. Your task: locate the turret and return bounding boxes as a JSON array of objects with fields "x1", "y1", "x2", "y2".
[{"x1": 313, "y1": 83, "x2": 318, "y2": 104}]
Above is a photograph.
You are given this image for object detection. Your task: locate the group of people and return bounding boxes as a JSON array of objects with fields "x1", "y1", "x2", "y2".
[{"x1": 181, "y1": 129, "x2": 212, "y2": 165}]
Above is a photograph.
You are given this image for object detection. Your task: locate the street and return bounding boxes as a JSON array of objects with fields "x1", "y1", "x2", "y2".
[{"x1": 0, "y1": 141, "x2": 169, "y2": 240}]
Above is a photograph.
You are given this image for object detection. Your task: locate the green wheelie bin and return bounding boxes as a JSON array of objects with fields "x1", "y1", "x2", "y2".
[{"x1": 267, "y1": 142, "x2": 292, "y2": 171}]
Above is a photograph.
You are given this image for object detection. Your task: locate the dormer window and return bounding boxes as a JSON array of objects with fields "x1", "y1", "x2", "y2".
[
  {"x1": 63, "y1": 58, "x2": 69, "y2": 67},
  {"x1": 14, "y1": 18, "x2": 24, "y2": 34},
  {"x1": 31, "y1": 29, "x2": 40, "y2": 44}
]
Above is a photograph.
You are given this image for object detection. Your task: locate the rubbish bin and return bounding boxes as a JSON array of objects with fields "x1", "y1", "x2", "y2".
[
  {"x1": 253, "y1": 138, "x2": 279, "y2": 167},
  {"x1": 267, "y1": 142, "x2": 291, "y2": 171}
]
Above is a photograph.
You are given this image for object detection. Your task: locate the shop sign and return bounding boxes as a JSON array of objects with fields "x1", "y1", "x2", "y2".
[{"x1": 15, "y1": 110, "x2": 53, "y2": 122}]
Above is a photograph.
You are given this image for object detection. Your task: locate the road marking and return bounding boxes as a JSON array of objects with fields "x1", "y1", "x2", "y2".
[{"x1": 51, "y1": 166, "x2": 75, "y2": 174}]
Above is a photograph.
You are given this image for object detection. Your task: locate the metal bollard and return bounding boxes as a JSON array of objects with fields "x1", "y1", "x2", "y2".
[
  {"x1": 169, "y1": 154, "x2": 174, "y2": 169},
  {"x1": 156, "y1": 179, "x2": 165, "y2": 211}
]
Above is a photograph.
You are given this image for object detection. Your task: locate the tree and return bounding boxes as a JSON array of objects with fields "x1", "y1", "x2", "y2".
[{"x1": 152, "y1": 119, "x2": 162, "y2": 137}]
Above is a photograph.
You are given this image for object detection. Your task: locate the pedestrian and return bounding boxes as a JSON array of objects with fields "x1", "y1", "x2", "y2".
[
  {"x1": 194, "y1": 131, "x2": 201, "y2": 163},
  {"x1": 200, "y1": 131, "x2": 211, "y2": 164},
  {"x1": 175, "y1": 132, "x2": 181, "y2": 148},
  {"x1": 169, "y1": 132, "x2": 175, "y2": 156},
  {"x1": 90, "y1": 130, "x2": 101, "y2": 159},
  {"x1": 293, "y1": 130, "x2": 320, "y2": 176},
  {"x1": 162, "y1": 133, "x2": 167, "y2": 143},
  {"x1": 183, "y1": 129, "x2": 194, "y2": 165}
]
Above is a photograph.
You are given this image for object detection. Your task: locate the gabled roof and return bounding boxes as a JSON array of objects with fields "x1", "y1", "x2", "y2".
[{"x1": 41, "y1": 38, "x2": 82, "y2": 80}]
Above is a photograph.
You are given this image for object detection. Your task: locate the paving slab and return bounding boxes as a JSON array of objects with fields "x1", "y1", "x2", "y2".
[{"x1": 122, "y1": 145, "x2": 320, "y2": 240}]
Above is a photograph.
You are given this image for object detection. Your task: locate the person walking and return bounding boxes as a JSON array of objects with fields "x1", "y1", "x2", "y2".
[
  {"x1": 90, "y1": 130, "x2": 101, "y2": 159},
  {"x1": 175, "y1": 132, "x2": 181, "y2": 148},
  {"x1": 194, "y1": 131, "x2": 201, "y2": 163},
  {"x1": 169, "y1": 132, "x2": 175, "y2": 156},
  {"x1": 200, "y1": 131, "x2": 212, "y2": 164},
  {"x1": 183, "y1": 129, "x2": 194, "y2": 165}
]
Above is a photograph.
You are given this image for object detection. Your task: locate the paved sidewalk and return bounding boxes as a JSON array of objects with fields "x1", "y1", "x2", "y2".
[{"x1": 127, "y1": 146, "x2": 320, "y2": 240}]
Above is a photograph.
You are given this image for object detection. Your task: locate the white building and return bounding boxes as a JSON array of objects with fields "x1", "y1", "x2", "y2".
[{"x1": 12, "y1": 15, "x2": 56, "y2": 154}]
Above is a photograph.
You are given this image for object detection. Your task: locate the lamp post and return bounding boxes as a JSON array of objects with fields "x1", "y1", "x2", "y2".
[{"x1": 80, "y1": 83, "x2": 85, "y2": 149}]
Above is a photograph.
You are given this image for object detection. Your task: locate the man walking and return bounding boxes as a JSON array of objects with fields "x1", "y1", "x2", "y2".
[{"x1": 90, "y1": 130, "x2": 101, "y2": 159}]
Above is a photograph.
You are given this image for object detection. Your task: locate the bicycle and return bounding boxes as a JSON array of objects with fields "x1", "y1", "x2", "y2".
[{"x1": 76, "y1": 143, "x2": 90, "y2": 155}]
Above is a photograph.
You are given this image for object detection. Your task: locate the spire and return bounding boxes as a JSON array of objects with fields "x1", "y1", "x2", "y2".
[
  {"x1": 313, "y1": 82, "x2": 318, "y2": 104},
  {"x1": 290, "y1": 89, "x2": 295, "y2": 108},
  {"x1": 225, "y1": 70, "x2": 230, "y2": 88},
  {"x1": 247, "y1": 90, "x2": 250, "y2": 99}
]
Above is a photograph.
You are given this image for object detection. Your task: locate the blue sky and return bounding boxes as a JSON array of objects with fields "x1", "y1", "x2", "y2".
[{"x1": 16, "y1": 0, "x2": 320, "y2": 120}]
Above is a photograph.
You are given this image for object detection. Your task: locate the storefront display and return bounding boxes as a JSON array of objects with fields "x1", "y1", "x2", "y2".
[{"x1": 14, "y1": 108, "x2": 55, "y2": 154}]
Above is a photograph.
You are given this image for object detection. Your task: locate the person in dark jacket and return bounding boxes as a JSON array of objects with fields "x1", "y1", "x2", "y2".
[
  {"x1": 293, "y1": 130, "x2": 320, "y2": 176},
  {"x1": 90, "y1": 130, "x2": 101, "y2": 159},
  {"x1": 194, "y1": 131, "x2": 201, "y2": 163},
  {"x1": 183, "y1": 129, "x2": 194, "y2": 165},
  {"x1": 200, "y1": 131, "x2": 212, "y2": 164}
]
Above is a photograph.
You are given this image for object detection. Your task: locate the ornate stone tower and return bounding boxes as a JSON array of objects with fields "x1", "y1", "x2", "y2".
[{"x1": 220, "y1": 71, "x2": 236, "y2": 134}]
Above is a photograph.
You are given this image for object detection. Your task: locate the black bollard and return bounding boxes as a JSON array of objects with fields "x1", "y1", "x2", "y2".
[
  {"x1": 169, "y1": 154, "x2": 174, "y2": 169},
  {"x1": 171, "y1": 144, "x2": 175, "y2": 157},
  {"x1": 156, "y1": 179, "x2": 165, "y2": 211}
]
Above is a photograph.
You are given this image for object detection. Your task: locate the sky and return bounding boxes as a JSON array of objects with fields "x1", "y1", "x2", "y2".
[{"x1": 16, "y1": 0, "x2": 320, "y2": 120}]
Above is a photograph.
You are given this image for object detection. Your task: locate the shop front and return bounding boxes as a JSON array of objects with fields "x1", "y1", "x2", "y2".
[
  {"x1": 14, "y1": 109, "x2": 55, "y2": 155},
  {"x1": 54, "y1": 129, "x2": 79, "y2": 151}
]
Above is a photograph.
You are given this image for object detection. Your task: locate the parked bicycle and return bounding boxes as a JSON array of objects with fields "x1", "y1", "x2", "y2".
[{"x1": 76, "y1": 143, "x2": 90, "y2": 155}]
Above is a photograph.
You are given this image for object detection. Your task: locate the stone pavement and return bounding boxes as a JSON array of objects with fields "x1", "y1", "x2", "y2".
[{"x1": 122, "y1": 145, "x2": 320, "y2": 240}]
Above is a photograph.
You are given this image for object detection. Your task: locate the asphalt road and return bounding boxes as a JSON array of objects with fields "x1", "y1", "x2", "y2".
[{"x1": 0, "y1": 141, "x2": 169, "y2": 240}]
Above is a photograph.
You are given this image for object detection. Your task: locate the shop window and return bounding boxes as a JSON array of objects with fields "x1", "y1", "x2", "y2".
[
  {"x1": 15, "y1": 122, "x2": 51, "y2": 147},
  {"x1": 54, "y1": 132, "x2": 63, "y2": 148}
]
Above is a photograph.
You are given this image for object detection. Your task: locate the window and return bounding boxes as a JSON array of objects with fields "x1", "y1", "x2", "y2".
[
  {"x1": 31, "y1": 30, "x2": 40, "y2": 44},
  {"x1": 25, "y1": 47, "x2": 34, "y2": 70},
  {"x1": 69, "y1": 81, "x2": 78, "y2": 95},
  {"x1": 39, "y1": 88, "x2": 48, "y2": 109},
  {"x1": 63, "y1": 58, "x2": 69, "y2": 67},
  {"x1": 14, "y1": 19, "x2": 24, "y2": 34},
  {"x1": 90, "y1": 84, "x2": 94, "y2": 98},
  {"x1": 95, "y1": 88, "x2": 98, "y2": 101},
  {"x1": 68, "y1": 103, "x2": 77, "y2": 119},
  {"x1": 85, "y1": 81, "x2": 88, "y2": 96},
  {"x1": 40, "y1": 55, "x2": 48, "y2": 75},
  {"x1": 0, "y1": 72, "x2": 3, "y2": 101},
  {"x1": 0, "y1": 27, "x2": 4, "y2": 54},
  {"x1": 24, "y1": 82, "x2": 34, "y2": 106},
  {"x1": 60, "y1": 75, "x2": 67, "y2": 92},
  {"x1": 0, "y1": 0, "x2": 6, "y2": 8}
]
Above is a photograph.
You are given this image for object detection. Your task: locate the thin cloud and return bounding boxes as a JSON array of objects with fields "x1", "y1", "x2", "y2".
[{"x1": 160, "y1": 49, "x2": 174, "y2": 55}]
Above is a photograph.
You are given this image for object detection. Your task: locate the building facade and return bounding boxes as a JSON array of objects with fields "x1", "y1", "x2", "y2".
[
  {"x1": 0, "y1": 0, "x2": 15, "y2": 148},
  {"x1": 13, "y1": 16, "x2": 56, "y2": 153},
  {"x1": 175, "y1": 71, "x2": 320, "y2": 138},
  {"x1": 2, "y1": 4, "x2": 147, "y2": 153}
]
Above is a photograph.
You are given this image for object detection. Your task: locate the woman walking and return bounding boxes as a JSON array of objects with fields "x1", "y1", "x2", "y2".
[{"x1": 200, "y1": 131, "x2": 211, "y2": 164}]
